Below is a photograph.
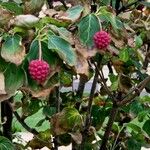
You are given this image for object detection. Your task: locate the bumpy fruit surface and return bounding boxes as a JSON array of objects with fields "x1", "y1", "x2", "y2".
[
  {"x1": 93, "y1": 30, "x2": 111, "y2": 49},
  {"x1": 28, "y1": 60, "x2": 50, "y2": 83}
]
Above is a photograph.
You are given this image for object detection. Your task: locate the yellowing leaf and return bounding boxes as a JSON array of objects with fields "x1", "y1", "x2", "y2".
[
  {"x1": 24, "y1": 0, "x2": 45, "y2": 14},
  {"x1": 31, "y1": 88, "x2": 53, "y2": 98},
  {"x1": 69, "y1": 132, "x2": 82, "y2": 144},
  {"x1": 75, "y1": 50, "x2": 89, "y2": 76},
  {"x1": 1, "y1": 35, "x2": 25, "y2": 65},
  {"x1": 51, "y1": 108, "x2": 83, "y2": 136},
  {"x1": 0, "y1": 8, "x2": 13, "y2": 28},
  {"x1": 0, "y1": 94, "x2": 13, "y2": 103}
]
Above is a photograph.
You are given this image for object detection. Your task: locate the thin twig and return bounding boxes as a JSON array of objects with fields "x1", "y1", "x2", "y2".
[
  {"x1": 59, "y1": 0, "x2": 68, "y2": 9},
  {"x1": 100, "y1": 104, "x2": 118, "y2": 150},
  {"x1": 91, "y1": 60, "x2": 114, "y2": 99},
  {"x1": 76, "y1": 76, "x2": 87, "y2": 98},
  {"x1": 80, "y1": 57, "x2": 102, "y2": 149},
  {"x1": 111, "y1": 126, "x2": 125, "y2": 150},
  {"x1": 1, "y1": 100, "x2": 13, "y2": 140},
  {"x1": 13, "y1": 111, "x2": 39, "y2": 135},
  {"x1": 143, "y1": 44, "x2": 150, "y2": 70},
  {"x1": 47, "y1": 0, "x2": 53, "y2": 8},
  {"x1": 85, "y1": 63, "x2": 100, "y2": 128},
  {"x1": 117, "y1": 75, "x2": 150, "y2": 106},
  {"x1": 107, "y1": 62, "x2": 113, "y2": 74},
  {"x1": 53, "y1": 80, "x2": 61, "y2": 149}
]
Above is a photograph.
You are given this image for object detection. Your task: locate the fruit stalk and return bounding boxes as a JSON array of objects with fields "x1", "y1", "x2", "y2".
[{"x1": 38, "y1": 40, "x2": 42, "y2": 61}]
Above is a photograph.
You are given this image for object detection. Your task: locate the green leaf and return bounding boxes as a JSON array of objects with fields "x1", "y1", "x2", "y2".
[
  {"x1": 140, "y1": 1, "x2": 150, "y2": 8},
  {"x1": 138, "y1": 110, "x2": 149, "y2": 122},
  {"x1": 66, "y1": 5, "x2": 84, "y2": 22},
  {"x1": 127, "y1": 123, "x2": 142, "y2": 133},
  {"x1": 97, "y1": 6, "x2": 121, "y2": 30},
  {"x1": 27, "y1": 40, "x2": 58, "y2": 67},
  {"x1": 139, "y1": 95, "x2": 150, "y2": 103},
  {"x1": 119, "y1": 49, "x2": 129, "y2": 62},
  {"x1": 48, "y1": 35, "x2": 77, "y2": 66},
  {"x1": 109, "y1": 74, "x2": 119, "y2": 91},
  {"x1": 130, "y1": 101, "x2": 144, "y2": 116},
  {"x1": 4, "y1": 64, "x2": 24, "y2": 94},
  {"x1": 0, "y1": 56, "x2": 8, "y2": 72},
  {"x1": 48, "y1": 25, "x2": 73, "y2": 43},
  {"x1": 135, "y1": 36, "x2": 143, "y2": 48},
  {"x1": 78, "y1": 14, "x2": 100, "y2": 47},
  {"x1": 27, "y1": 130, "x2": 52, "y2": 149},
  {"x1": 0, "y1": 136, "x2": 15, "y2": 150},
  {"x1": 1, "y1": 34, "x2": 25, "y2": 65},
  {"x1": 91, "y1": 105, "x2": 109, "y2": 128},
  {"x1": 60, "y1": 70, "x2": 72, "y2": 86},
  {"x1": 111, "y1": 80, "x2": 119, "y2": 91},
  {"x1": 43, "y1": 106, "x2": 56, "y2": 118},
  {"x1": 112, "y1": 123, "x2": 120, "y2": 133},
  {"x1": 143, "y1": 120, "x2": 150, "y2": 137},
  {"x1": 63, "y1": 107, "x2": 82, "y2": 128},
  {"x1": 27, "y1": 99, "x2": 41, "y2": 116},
  {"x1": 1, "y1": 2, "x2": 23, "y2": 15},
  {"x1": 127, "y1": 138, "x2": 141, "y2": 150},
  {"x1": 40, "y1": 16, "x2": 70, "y2": 28},
  {"x1": 35, "y1": 118, "x2": 46, "y2": 127}
]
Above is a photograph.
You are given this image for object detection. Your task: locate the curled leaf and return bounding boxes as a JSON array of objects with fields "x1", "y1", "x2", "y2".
[{"x1": 13, "y1": 15, "x2": 39, "y2": 28}]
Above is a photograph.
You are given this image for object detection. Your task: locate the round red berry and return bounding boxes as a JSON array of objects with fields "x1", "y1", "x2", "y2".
[
  {"x1": 28, "y1": 59, "x2": 50, "y2": 83},
  {"x1": 93, "y1": 30, "x2": 111, "y2": 50}
]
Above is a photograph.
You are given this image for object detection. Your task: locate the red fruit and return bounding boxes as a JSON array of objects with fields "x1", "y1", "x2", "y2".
[
  {"x1": 93, "y1": 30, "x2": 111, "y2": 50},
  {"x1": 28, "y1": 60, "x2": 50, "y2": 83}
]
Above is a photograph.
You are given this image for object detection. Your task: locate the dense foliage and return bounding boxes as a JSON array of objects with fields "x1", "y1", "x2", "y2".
[{"x1": 0, "y1": 0, "x2": 150, "y2": 150}]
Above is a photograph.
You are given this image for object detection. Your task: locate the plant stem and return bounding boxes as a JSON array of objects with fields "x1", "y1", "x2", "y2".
[
  {"x1": 76, "y1": 76, "x2": 87, "y2": 98},
  {"x1": 47, "y1": 0, "x2": 53, "y2": 8},
  {"x1": 91, "y1": 60, "x2": 114, "y2": 99},
  {"x1": 100, "y1": 104, "x2": 118, "y2": 150},
  {"x1": 1, "y1": 100, "x2": 13, "y2": 141},
  {"x1": 55, "y1": 86, "x2": 60, "y2": 113},
  {"x1": 111, "y1": 126, "x2": 125, "y2": 150},
  {"x1": 85, "y1": 64, "x2": 99, "y2": 128},
  {"x1": 107, "y1": 62, "x2": 113, "y2": 74},
  {"x1": 13, "y1": 111, "x2": 39, "y2": 135},
  {"x1": 80, "y1": 59, "x2": 101, "y2": 149},
  {"x1": 143, "y1": 44, "x2": 150, "y2": 70},
  {"x1": 53, "y1": 86, "x2": 61, "y2": 150},
  {"x1": 59, "y1": 0, "x2": 67, "y2": 9},
  {"x1": 118, "y1": 75, "x2": 150, "y2": 106},
  {"x1": 38, "y1": 40, "x2": 42, "y2": 61}
]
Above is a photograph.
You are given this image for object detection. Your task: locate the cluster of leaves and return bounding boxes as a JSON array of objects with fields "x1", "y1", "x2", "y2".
[{"x1": 0, "y1": 0, "x2": 150, "y2": 150}]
